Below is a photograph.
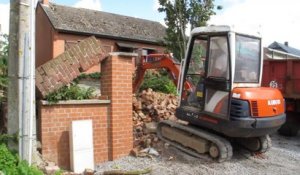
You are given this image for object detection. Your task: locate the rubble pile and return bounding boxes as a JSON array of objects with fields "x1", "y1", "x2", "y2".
[{"x1": 132, "y1": 88, "x2": 179, "y2": 155}]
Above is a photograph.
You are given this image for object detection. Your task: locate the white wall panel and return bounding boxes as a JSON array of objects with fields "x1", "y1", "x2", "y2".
[{"x1": 70, "y1": 120, "x2": 94, "y2": 173}]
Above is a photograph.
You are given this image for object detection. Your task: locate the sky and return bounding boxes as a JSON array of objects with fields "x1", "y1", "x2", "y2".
[{"x1": 0, "y1": 0, "x2": 300, "y2": 48}]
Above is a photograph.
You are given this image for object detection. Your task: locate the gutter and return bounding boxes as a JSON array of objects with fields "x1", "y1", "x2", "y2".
[{"x1": 267, "y1": 48, "x2": 300, "y2": 59}]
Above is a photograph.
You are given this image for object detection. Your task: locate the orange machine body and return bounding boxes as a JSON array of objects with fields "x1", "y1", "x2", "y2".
[{"x1": 232, "y1": 87, "x2": 285, "y2": 118}]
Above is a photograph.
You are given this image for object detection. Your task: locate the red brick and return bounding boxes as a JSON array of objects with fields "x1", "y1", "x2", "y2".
[
  {"x1": 38, "y1": 53, "x2": 137, "y2": 170},
  {"x1": 36, "y1": 36, "x2": 107, "y2": 98}
]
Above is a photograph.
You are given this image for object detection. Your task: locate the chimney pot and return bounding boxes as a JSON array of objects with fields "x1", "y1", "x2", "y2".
[
  {"x1": 41, "y1": 0, "x2": 49, "y2": 5},
  {"x1": 284, "y1": 41, "x2": 289, "y2": 46}
]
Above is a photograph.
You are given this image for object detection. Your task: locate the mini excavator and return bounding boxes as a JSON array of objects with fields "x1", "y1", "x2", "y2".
[{"x1": 136, "y1": 25, "x2": 286, "y2": 162}]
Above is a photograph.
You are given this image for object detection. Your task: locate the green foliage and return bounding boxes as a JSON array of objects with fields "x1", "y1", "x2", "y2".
[
  {"x1": 54, "y1": 169, "x2": 64, "y2": 175},
  {"x1": 45, "y1": 83, "x2": 95, "y2": 103},
  {"x1": 0, "y1": 144, "x2": 17, "y2": 174},
  {"x1": 0, "y1": 34, "x2": 9, "y2": 59},
  {"x1": 188, "y1": 43, "x2": 205, "y2": 74},
  {"x1": 189, "y1": 0, "x2": 215, "y2": 29},
  {"x1": 0, "y1": 34, "x2": 8, "y2": 102},
  {"x1": 16, "y1": 160, "x2": 43, "y2": 175},
  {"x1": 0, "y1": 144, "x2": 43, "y2": 175},
  {"x1": 140, "y1": 71, "x2": 177, "y2": 94},
  {"x1": 158, "y1": 0, "x2": 215, "y2": 61},
  {"x1": 73, "y1": 72, "x2": 101, "y2": 83},
  {"x1": 87, "y1": 72, "x2": 101, "y2": 79},
  {"x1": 0, "y1": 133, "x2": 18, "y2": 146},
  {"x1": 46, "y1": 72, "x2": 99, "y2": 103}
]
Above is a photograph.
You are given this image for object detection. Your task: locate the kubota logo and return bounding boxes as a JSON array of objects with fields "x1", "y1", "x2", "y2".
[{"x1": 268, "y1": 100, "x2": 281, "y2": 105}]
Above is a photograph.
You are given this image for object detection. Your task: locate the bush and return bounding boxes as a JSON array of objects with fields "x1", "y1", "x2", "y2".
[
  {"x1": 0, "y1": 144, "x2": 17, "y2": 174},
  {"x1": 0, "y1": 144, "x2": 43, "y2": 175},
  {"x1": 0, "y1": 133, "x2": 18, "y2": 146},
  {"x1": 16, "y1": 161, "x2": 43, "y2": 175},
  {"x1": 73, "y1": 72, "x2": 101, "y2": 83},
  {"x1": 0, "y1": 34, "x2": 8, "y2": 103},
  {"x1": 45, "y1": 83, "x2": 95, "y2": 103},
  {"x1": 140, "y1": 71, "x2": 177, "y2": 94}
]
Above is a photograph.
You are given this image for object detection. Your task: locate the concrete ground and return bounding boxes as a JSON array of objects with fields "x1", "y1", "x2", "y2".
[{"x1": 95, "y1": 132, "x2": 300, "y2": 175}]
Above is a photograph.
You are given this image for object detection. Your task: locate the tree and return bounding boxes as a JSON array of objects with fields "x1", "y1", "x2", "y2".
[
  {"x1": 0, "y1": 34, "x2": 8, "y2": 102},
  {"x1": 158, "y1": 0, "x2": 215, "y2": 60},
  {"x1": 0, "y1": 34, "x2": 9, "y2": 59}
]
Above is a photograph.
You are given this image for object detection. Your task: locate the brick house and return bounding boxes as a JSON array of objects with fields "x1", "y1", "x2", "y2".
[
  {"x1": 35, "y1": 1, "x2": 167, "y2": 170},
  {"x1": 36, "y1": 0, "x2": 166, "y2": 72},
  {"x1": 264, "y1": 41, "x2": 300, "y2": 61}
]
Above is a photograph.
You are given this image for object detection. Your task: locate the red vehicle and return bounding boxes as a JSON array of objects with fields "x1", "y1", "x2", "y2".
[{"x1": 262, "y1": 48, "x2": 300, "y2": 136}]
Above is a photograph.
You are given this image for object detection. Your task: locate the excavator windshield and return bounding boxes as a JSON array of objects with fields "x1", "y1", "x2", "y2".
[{"x1": 234, "y1": 35, "x2": 261, "y2": 83}]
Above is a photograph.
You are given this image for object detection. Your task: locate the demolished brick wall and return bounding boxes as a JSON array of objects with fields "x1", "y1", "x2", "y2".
[
  {"x1": 38, "y1": 53, "x2": 137, "y2": 170},
  {"x1": 35, "y1": 36, "x2": 107, "y2": 98}
]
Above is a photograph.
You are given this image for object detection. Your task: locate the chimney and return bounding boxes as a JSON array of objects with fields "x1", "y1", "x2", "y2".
[
  {"x1": 284, "y1": 41, "x2": 289, "y2": 46},
  {"x1": 41, "y1": 0, "x2": 49, "y2": 5}
]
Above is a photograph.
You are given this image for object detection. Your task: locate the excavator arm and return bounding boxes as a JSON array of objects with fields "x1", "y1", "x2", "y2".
[{"x1": 133, "y1": 54, "x2": 193, "y2": 93}]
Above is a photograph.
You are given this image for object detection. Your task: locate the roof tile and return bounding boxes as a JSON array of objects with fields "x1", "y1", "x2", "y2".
[
  {"x1": 268, "y1": 41, "x2": 300, "y2": 57},
  {"x1": 41, "y1": 3, "x2": 166, "y2": 44}
]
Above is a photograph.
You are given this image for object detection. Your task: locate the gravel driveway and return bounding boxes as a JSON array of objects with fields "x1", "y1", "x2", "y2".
[{"x1": 95, "y1": 133, "x2": 300, "y2": 175}]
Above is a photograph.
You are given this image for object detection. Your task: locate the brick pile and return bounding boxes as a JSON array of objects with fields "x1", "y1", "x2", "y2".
[
  {"x1": 132, "y1": 88, "x2": 179, "y2": 150},
  {"x1": 35, "y1": 36, "x2": 107, "y2": 98}
]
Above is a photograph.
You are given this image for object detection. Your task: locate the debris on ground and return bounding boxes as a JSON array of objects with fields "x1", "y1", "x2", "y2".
[
  {"x1": 83, "y1": 169, "x2": 95, "y2": 175},
  {"x1": 103, "y1": 168, "x2": 151, "y2": 175},
  {"x1": 95, "y1": 133, "x2": 300, "y2": 175},
  {"x1": 132, "y1": 88, "x2": 179, "y2": 154},
  {"x1": 140, "y1": 147, "x2": 160, "y2": 157},
  {"x1": 44, "y1": 162, "x2": 60, "y2": 175},
  {"x1": 95, "y1": 90, "x2": 300, "y2": 175}
]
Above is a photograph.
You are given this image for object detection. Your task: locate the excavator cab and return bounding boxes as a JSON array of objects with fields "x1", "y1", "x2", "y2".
[{"x1": 157, "y1": 26, "x2": 286, "y2": 161}]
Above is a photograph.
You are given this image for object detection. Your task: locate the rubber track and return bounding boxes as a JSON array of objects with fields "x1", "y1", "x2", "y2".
[
  {"x1": 236, "y1": 135, "x2": 272, "y2": 153},
  {"x1": 257, "y1": 135, "x2": 272, "y2": 153},
  {"x1": 157, "y1": 120, "x2": 233, "y2": 162}
]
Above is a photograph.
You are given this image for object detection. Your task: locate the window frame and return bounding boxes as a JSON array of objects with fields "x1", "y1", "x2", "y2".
[{"x1": 234, "y1": 34, "x2": 262, "y2": 83}]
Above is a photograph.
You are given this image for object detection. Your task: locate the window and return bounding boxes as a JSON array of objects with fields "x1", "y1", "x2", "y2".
[
  {"x1": 234, "y1": 35, "x2": 260, "y2": 83},
  {"x1": 142, "y1": 48, "x2": 156, "y2": 56},
  {"x1": 183, "y1": 37, "x2": 207, "y2": 107},
  {"x1": 116, "y1": 42, "x2": 138, "y2": 52},
  {"x1": 186, "y1": 38, "x2": 206, "y2": 85},
  {"x1": 207, "y1": 36, "x2": 229, "y2": 79}
]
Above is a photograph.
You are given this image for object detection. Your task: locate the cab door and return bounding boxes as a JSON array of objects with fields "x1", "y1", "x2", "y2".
[
  {"x1": 181, "y1": 37, "x2": 207, "y2": 109},
  {"x1": 204, "y1": 36, "x2": 231, "y2": 119}
]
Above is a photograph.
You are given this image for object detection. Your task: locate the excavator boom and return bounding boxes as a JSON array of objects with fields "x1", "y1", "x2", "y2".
[{"x1": 133, "y1": 54, "x2": 193, "y2": 93}]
